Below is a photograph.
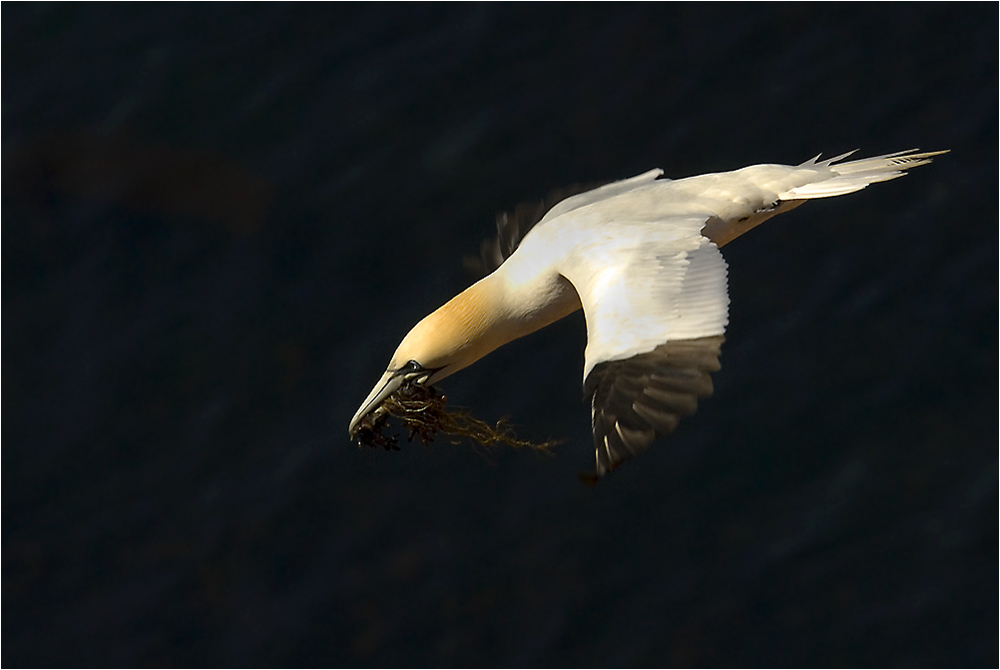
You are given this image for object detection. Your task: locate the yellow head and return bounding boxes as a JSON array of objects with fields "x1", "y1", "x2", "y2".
[{"x1": 349, "y1": 278, "x2": 509, "y2": 436}]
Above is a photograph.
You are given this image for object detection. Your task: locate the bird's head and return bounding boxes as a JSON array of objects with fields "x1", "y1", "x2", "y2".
[{"x1": 348, "y1": 288, "x2": 503, "y2": 437}]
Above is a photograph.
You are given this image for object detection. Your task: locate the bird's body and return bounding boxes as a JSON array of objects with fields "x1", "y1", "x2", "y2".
[{"x1": 350, "y1": 149, "x2": 946, "y2": 478}]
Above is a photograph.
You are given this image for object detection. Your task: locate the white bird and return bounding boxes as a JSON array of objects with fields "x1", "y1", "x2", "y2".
[{"x1": 349, "y1": 149, "x2": 946, "y2": 478}]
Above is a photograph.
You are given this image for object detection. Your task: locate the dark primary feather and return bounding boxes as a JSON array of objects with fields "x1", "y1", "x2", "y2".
[
  {"x1": 464, "y1": 182, "x2": 606, "y2": 277},
  {"x1": 583, "y1": 335, "x2": 725, "y2": 479}
]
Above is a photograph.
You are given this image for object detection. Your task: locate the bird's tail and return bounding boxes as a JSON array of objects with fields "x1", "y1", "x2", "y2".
[{"x1": 781, "y1": 149, "x2": 949, "y2": 200}]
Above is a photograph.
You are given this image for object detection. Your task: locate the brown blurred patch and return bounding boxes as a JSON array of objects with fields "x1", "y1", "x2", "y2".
[{"x1": 5, "y1": 129, "x2": 273, "y2": 235}]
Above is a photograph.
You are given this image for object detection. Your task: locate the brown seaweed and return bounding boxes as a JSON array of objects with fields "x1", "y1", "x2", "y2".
[{"x1": 352, "y1": 383, "x2": 557, "y2": 452}]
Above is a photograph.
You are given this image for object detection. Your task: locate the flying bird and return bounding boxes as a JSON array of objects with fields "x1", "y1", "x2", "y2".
[{"x1": 349, "y1": 149, "x2": 946, "y2": 478}]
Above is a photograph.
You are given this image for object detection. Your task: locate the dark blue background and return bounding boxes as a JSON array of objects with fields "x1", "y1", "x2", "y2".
[{"x1": 4, "y1": 4, "x2": 996, "y2": 666}]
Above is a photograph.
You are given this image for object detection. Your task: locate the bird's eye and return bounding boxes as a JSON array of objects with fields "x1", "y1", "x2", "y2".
[{"x1": 401, "y1": 360, "x2": 422, "y2": 373}]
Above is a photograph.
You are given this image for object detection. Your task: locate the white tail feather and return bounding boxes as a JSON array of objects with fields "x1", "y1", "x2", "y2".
[{"x1": 782, "y1": 149, "x2": 949, "y2": 200}]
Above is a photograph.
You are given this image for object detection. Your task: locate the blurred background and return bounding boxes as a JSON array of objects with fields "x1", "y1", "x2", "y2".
[{"x1": 3, "y1": 4, "x2": 996, "y2": 666}]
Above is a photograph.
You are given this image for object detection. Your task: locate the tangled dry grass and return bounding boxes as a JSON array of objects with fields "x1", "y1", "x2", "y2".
[{"x1": 352, "y1": 382, "x2": 557, "y2": 453}]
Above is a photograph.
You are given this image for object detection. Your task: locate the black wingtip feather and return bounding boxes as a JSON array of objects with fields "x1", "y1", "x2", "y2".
[{"x1": 585, "y1": 335, "x2": 725, "y2": 479}]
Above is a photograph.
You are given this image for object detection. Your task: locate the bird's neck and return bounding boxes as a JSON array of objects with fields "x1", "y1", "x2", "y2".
[{"x1": 407, "y1": 268, "x2": 581, "y2": 379}]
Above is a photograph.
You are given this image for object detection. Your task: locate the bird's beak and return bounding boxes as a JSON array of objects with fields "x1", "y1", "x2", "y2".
[{"x1": 349, "y1": 370, "x2": 405, "y2": 436}]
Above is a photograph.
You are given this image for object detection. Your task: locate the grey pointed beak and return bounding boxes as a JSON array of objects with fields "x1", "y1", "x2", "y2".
[{"x1": 349, "y1": 370, "x2": 405, "y2": 436}]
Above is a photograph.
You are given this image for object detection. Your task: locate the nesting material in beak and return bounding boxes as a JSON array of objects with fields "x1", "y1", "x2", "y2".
[{"x1": 352, "y1": 382, "x2": 558, "y2": 452}]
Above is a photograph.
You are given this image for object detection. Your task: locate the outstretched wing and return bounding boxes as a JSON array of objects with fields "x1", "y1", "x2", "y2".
[
  {"x1": 500, "y1": 150, "x2": 945, "y2": 479},
  {"x1": 701, "y1": 149, "x2": 949, "y2": 247},
  {"x1": 583, "y1": 336, "x2": 724, "y2": 479},
  {"x1": 552, "y1": 215, "x2": 729, "y2": 479}
]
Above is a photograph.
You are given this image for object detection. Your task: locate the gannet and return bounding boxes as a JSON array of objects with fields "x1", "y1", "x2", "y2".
[{"x1": 349, "y1": 149, "x2": 946, "y2": 478}]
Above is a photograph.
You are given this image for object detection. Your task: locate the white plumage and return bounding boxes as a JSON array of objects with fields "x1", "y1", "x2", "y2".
[{"x1": 350, "y1": 149, "x2": 946, "y2": 478}]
